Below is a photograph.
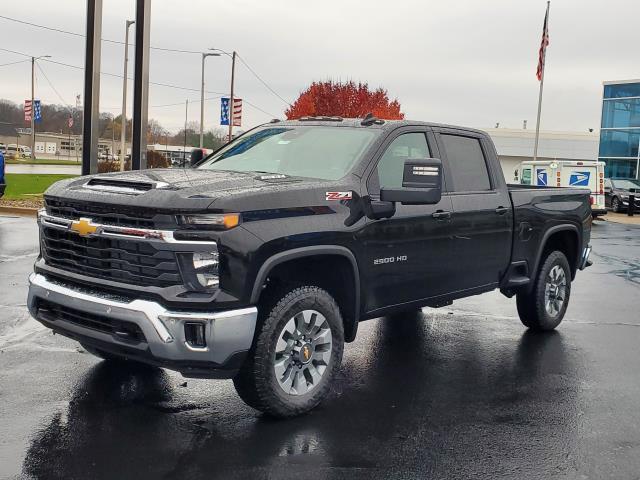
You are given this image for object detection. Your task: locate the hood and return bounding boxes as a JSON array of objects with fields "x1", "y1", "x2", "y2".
[{"x1": 44, "y1": 168, "x2": 347, "y2": 212}]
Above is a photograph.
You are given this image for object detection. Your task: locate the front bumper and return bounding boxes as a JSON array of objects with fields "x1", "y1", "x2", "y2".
[{"x1": 28, "y1": 273, "x2": 257, "y2": 378}]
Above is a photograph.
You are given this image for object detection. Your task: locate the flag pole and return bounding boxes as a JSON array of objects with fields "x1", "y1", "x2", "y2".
[{"x1": 533, "y1": 1, "x2": 550, "y2": 162}]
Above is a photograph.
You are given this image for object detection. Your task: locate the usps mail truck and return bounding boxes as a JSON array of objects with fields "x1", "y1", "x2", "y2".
[{"x1": 517, "y1": 160, "x2": 607, "y2": 217}]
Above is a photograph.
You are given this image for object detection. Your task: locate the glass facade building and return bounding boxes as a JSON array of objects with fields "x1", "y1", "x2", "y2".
[{"x1": 599, "y1": 80, "x2": 640, "y2": 179}]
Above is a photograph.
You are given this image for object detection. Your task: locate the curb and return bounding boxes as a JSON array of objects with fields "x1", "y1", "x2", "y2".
[{"x1": 0, "y1": 206, "x2": 39, "y2": 217}]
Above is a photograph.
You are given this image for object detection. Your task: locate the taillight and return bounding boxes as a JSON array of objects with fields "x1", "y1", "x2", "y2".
[{"x1": 590, "y1": 196, "x2": 595, "y2": 205}]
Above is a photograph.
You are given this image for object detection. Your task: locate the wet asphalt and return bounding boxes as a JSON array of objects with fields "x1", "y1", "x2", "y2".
[{"x1": 1, "y1": 215, "x2": 639, "y2": 480}]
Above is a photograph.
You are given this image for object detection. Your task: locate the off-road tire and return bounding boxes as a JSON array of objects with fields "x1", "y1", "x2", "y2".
[
  {"x1": 233, "y1": 285, "x2": 344, "y2": 418},
  {"x1": 516, "y1": 250, "x2": 571, "y2": 331}
]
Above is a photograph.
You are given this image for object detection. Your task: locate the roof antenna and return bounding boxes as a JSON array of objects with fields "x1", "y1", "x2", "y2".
[{"x1": 361, "y1": 113, "x2": 379, "y2": 126}]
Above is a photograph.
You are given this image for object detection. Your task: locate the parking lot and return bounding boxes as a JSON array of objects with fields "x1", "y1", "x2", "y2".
[{"x1": 1, "y1": 215, "x2": 639, "y2": 479}]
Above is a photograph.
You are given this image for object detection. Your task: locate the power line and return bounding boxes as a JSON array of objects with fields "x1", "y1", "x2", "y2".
[
  {"x1": 0, "y1": 16, "x2": 292, "y2": 109},
  {"x1": 0, "y1": 14, "x2": 202, "y2": 54},
  {"x1": 0, "y1": 59, "x2": 30, "y2": 67},
  {"x1": 236, "y1": 53, "x2": 291, "y2": 107},
  {"x1": 36, "y1": 62, "x2": 72, "y2": 108},
  {"x1": 1, "y1": 47, "x2": 279, "y2": 120}
]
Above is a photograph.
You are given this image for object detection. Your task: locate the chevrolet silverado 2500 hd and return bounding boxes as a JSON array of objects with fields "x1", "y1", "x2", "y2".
[{"x1": 28, "y1": 117, "x2": 592, "y2": 417}]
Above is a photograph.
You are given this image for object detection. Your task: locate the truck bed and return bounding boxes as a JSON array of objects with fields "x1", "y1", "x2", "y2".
[{"x1": 505, "y1": 184, "x2": 591, "y2": 286}]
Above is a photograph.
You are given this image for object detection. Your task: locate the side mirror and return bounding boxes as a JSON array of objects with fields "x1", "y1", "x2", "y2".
[
  {"x1": 190, "y1": 148, "x2": 205, "y2": 166},
  {"x1": 380, "y1": 158, "x2": 442, "y2": 205}
]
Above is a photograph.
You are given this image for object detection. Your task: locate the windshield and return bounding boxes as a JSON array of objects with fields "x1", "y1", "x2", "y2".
[
  {"x1": 197, "y1": 126, "x2": 379, "y2": 180},
  {"x1": 612, "y1": 179, "x2": 640, "y2": 189}
]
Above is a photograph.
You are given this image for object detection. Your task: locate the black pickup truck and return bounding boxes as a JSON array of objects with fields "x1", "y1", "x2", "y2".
[{"x1": 28, "y1": 117, "x2": 592, "y2": 417}]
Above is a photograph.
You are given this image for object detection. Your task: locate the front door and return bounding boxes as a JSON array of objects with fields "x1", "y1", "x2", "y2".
[{"x1": 359, "y1": 128, "x2": 455, "y2": 313}]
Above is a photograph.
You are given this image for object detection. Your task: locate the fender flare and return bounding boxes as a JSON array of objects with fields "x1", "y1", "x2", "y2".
[
  {"x1": 530, "y1": 224, "x2": 580, "y2": 286},
  {"x1": 249, "y1": 245, "x2": 361, "y2": 339}
]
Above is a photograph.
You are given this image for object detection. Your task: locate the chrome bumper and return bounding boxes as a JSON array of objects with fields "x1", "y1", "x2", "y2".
[
  {"x1": 27, "y1": 273, "x2": 257, "y2": 370},
  {"x1": 579, "y1": 245, "x2": 592, "y2": 270}
]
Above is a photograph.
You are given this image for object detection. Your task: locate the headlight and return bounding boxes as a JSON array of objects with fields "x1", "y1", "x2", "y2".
[
  {"x1": 179, "y1": 213, "x2": 240, "y2": 230},
  {"x1": 193, "y1": 252, "x2": 219, "y2": 288}
]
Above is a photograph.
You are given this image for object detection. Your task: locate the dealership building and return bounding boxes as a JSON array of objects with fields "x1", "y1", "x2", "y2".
[{"x1": 599, "y1": 80, "x2": 640, "y2": 180}]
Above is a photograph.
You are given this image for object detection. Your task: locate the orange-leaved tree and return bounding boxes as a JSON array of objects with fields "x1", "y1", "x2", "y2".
[{"x1": 285, "y1": 80, "x2": 404, "y2": 120}]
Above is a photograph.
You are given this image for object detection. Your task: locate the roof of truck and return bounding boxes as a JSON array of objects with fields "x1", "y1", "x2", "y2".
[{"x1": 266, "y1": 118, "x2": 488, "y2": 136}]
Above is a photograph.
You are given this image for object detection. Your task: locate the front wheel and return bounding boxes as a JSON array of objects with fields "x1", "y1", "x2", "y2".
[
  {"x1": 516, "y1": 250, "x2": 571, "y2": 331},
  {"x1": 233, "y1": 286, "x2": 344, "y2": 418}
]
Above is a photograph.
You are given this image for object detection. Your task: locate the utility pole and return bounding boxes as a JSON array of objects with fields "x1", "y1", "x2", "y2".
[
  {"x1": 31, "y1": 56, "x2": 35, "y2": 158},
  {"x1": 120, "y1": 19, "x2": 135, "y2": 170},
  {"x1": 183, "y1": 99, "x2": 188, "y2": 167},
  {"x1": 228, "y1": 51, "x2": 236, "y2": 142},
  {"x1": 200, "y1": 51, "x2": 221, "y2": 148}
]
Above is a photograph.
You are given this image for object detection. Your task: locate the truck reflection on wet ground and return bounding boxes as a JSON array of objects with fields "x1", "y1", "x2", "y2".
[{"x1": 22, "y1": 312, "x2": 580, "y2": 479}]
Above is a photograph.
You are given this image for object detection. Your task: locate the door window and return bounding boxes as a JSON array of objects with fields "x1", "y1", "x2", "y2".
[
  {"x1": 441, "y1": 134, "x2": 491, "y2": 192},
  {"x1": 376, "y1": 133, "x2": 430, "y2": 189}
]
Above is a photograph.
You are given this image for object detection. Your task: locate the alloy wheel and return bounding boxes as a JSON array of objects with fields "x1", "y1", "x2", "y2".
[{"x1": 273, "y1": 309, "x2": 332, "y2": 395}]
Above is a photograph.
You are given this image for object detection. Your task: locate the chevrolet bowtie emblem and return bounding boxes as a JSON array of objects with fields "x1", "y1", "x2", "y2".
[{"x1": 70, "y1": 218, "x2": 98, "y2": 237}]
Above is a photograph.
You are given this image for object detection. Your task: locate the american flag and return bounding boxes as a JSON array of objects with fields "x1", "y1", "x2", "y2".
[
  {"x1": 24, "y1": 100, "x2": 32, "y2": 122},
  {"x1": 536, "y1": 6, "x2": 550, "y2": 81}
]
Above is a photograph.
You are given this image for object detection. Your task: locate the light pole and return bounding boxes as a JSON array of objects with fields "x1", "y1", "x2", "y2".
[
  {"x1": 31, "y1": 54, "x2": 50, "y2": 158},
  {"x1": 200, "y1": 50, "x2": 221, "y2": 148},
  {"x1": 228, "y1": 50, "x2": 236, "y2": 142},
  {"x1": 120, "y1": 19, "x2": 135, "y2": 170}
]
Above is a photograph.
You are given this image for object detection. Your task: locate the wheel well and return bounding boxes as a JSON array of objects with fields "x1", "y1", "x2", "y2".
[
  {"x1": 542, "y1": 230, "x2": 579, "y2": 278},
  {"x1": 258, "y1": 255, "x2": 359, "y2": 342}
]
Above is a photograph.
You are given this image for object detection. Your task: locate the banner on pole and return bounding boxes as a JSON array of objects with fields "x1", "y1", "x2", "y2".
[
  {"x1": 220, "y1": 97, "x2": 242, "y2": 126},
  {"x1": 24, "y1": 100, "x2": 32, "y2": 122},
  {"x1": 34, "y1": 100, "x2": 42, "y2": 123}
]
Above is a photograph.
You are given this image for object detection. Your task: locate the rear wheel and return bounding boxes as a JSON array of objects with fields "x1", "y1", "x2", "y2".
[
  {"x1": 612, "y1": 197, "x2": 621, "y2": 213},
  {"x1": 516, "y1": 250, "x2": 571, "y2": 331},
  {"x1": 233, "y1": 285, "x2": 344, "y2": 418}
]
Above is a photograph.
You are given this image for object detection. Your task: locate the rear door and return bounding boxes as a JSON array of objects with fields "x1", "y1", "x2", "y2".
[{"x1": 434, "y1": 129, "x2": 513, "y2": 292}]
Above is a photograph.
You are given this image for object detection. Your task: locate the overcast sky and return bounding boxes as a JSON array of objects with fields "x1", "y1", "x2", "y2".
[{"x1": 0, "y1": 0, "x2": 638, "y2": 134}]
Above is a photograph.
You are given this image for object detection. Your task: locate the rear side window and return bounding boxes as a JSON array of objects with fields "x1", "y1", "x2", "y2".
[
  {"x1": 441, "y1": 134, "x2": 491, "y2": 192},
  {"x1": 521, "y1": 168, "x2": 532, "y2": 185}
]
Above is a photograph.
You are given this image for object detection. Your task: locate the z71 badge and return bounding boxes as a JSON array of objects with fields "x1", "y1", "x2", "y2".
[{"x1": 326, "y1": 191, "x2": 352, "y2": 201}]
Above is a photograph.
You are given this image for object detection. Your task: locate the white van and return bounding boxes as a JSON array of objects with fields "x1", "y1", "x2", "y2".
[
  {"x1": 6, "y1": 144, "x2": 32, "y2": 159},
  {"x1": 517, "y1": 160, "x2": 607, "y2": 217}
]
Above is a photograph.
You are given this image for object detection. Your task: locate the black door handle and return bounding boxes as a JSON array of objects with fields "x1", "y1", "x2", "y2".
[
  {"x1": 432, "y1": 210, "x2": 451, "y2": 220},
  {"x1": 495, "y1": 206, "x2": 509, "y2": 215}
]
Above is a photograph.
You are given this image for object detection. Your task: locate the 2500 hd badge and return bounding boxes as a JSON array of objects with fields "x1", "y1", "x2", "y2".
[
  {"x1": 28, "y1": 116, "x2": 592, "y2": 418},
  {"x1": 374, "y1": 255, "x2": 408, "y2": 265}
]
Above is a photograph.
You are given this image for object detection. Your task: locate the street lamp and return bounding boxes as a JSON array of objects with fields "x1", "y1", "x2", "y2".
[
  {"x1": 200, "y1": 49, "x2": 222, "y2": 148},
  {"x1": 31, "y1": 54, "x2": 51, "y2": 158},
  {"x1": 120, "y1": 19, "x2": 135, "y2": 171}
]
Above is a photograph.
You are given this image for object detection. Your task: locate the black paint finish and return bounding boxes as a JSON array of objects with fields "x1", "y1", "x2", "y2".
[{"x1": 39, "y1": 119, "x2": 591, "y2": 331}]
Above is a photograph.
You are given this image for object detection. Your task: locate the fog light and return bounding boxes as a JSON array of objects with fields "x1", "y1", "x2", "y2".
[
  {"x1": 192, "y1": 252, "x2": 219, "y2": 288},
  {"x1": 184, "y1": 322, "x2": 206, "y2": 348}
]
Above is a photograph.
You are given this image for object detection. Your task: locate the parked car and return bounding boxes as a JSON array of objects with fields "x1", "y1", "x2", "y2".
[
  {"x1": 604, "y1": 178, "x2": 640, "y2": 212},
  {"x1": 0, "y1": 143, "x2": 7, "y2": 154},
  {"x1": 28, "y1": 117, "x2": 593, "y2": 417},
  {"x1": 6, "y1": 144, "x2": 32, "y2": 159}
]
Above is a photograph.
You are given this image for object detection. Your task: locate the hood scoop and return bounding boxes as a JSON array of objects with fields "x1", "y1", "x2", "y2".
[{"x1": 83, "y1": 177, "x2": 170, "y2": 195}]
